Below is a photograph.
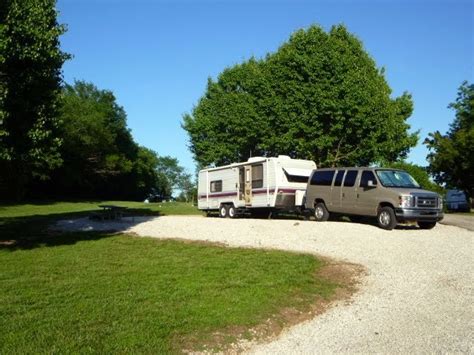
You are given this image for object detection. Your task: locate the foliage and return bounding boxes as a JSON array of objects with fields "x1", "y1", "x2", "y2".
[
  {"x1": 177, "y1": 173, "x2": 197, "y2": 203},
  {"x1": 183, "y1": 25, "x2": 418, "y2": 168},
  {"x1": 425, "y1": 81, "x2": 474, "y2": 197},
  {"x1": 56, "y1": 81, "x2": 136, "y2": 190},
  {"x1": 130, "y1": 146, "x2": 161, "y2": 199},
  {"x1": 32, "y1": 81, "x2": 160, "y2": 200},
  {"x1": 385, "y1": 161, "x2": 444, "y2": 194},
  {"x1": 155, "y1": 155, "x2": 195, "y2": 198},
  {"x1": 155, "y1": 155, "x2": 183, "y2": 197},
  {"x1": 0, "y1": 0, "x2": 70, "y2": 198}
]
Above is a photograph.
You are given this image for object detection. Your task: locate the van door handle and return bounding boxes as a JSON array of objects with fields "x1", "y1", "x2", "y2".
[
  {"x1": 357, "y1": 193, "x2": 359, "y2": 198},
  {"x1": 342, "y1": 193, "x2": 345, "y2": 198}
]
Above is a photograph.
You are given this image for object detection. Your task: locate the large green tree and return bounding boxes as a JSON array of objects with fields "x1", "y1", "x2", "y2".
[
  {"x1": 0, "y1": 0, "x2": 69, "y2": 198},
  {"x1": 425, "y1": 81, "x2": 474, "y2": 197},
  {"x1": 183, "y1": 25, "x2": 418, "y2": 168}
]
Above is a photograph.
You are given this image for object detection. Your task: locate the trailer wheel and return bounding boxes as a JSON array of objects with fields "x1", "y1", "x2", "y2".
[
  {"x1": 228, "y1": 205, "x2": 237, "y2": 218},
  {"x1": 219, "y1": 205, "x2": 228, "y2": 218}
]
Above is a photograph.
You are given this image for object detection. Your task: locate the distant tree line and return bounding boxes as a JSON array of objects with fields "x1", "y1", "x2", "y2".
[
  {"x1": 32, "y1": 81, "x2": 194, "y2": 201},
  {"x1": 0, "y1": 0, "x2": 192, "y2": 201}
]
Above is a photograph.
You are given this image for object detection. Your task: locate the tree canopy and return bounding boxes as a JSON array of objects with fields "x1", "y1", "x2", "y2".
[
  {"x1": 0, "y1": 1, "x2": 193, "y2": 201},
  {"x1": 34, "y1": 81, "x2": 165, "y2": 200},
  {"x1": 425, "y1": 81, "x2": 474, "y2": 197},
  {"x1": 0, "y1": 0, "x2": 70, "y2": 198},
  {"x1": 183, "y1": 25, "x2": 418, "y2": 168}
]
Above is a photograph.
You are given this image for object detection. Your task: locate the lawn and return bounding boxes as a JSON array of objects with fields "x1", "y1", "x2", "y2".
[
  {"x1": 0, "y1": 201, "x2": 341, "y2": 353},
  {"x1": 0, "y1": 200, "x2": 201, "y2": 218}
]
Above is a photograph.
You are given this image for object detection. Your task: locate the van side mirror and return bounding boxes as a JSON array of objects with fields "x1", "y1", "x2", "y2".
[{"x1": 368, "y1": 180, "x2": 376, "y2": 188}]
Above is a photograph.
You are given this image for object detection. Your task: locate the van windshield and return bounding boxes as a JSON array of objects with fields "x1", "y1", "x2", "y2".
[{"x1": 375, "y1": 169, "x2": 420, "y2": 188}]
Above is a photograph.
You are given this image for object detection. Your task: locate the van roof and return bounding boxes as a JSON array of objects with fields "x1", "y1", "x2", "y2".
[{"x1": 312, "y1": 167, "x2": 403, "y2": 171}]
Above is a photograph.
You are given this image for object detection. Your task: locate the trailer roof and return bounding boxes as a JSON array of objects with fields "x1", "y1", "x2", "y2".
[{"x1": 199, "y1": 156, "x2": 315, "y2": 173}]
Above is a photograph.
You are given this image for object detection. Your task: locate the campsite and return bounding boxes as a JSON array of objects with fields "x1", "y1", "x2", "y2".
[{"x1": 1, "y1": 0, "x2": 473, "y2": 354}]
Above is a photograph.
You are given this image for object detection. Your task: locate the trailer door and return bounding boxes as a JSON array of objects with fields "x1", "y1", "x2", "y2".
[{"x1": 244, "y1": 165, "x2": 252, "y2": 205}]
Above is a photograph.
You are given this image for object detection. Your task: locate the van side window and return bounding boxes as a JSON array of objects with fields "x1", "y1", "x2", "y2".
[
  {"x1": 252, "y1": 164, "x2": 263, "y2": 188},
  {"x1": 310, "y1": 170, "x2": 335, "y2": 186},
  {"x1": 343, "y1": 170, "x2": 358, "y2": 187},
  {"x1": 334, "y1": 170, "x2": 345, "y2": 187},
  {"x1": 360, "y1": 170, "x2": 377, "y2": 188},
  {"x1": 210, "y1": 180, "x2": 222, "y2": 192}
]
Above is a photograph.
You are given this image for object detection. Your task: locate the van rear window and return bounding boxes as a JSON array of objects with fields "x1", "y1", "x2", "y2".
[{"x1": 310, "y1": 170, "x2": 335, "y2": 186}]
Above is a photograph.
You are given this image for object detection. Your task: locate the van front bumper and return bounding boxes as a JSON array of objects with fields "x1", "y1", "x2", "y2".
[{"x1": 395, "y1": 208, "x2": 444, "y2": 222}]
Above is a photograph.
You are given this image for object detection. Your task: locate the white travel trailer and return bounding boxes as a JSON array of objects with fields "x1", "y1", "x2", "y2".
[{"x1": 198, "y1": 155, "x2": 317, "y2": 217}]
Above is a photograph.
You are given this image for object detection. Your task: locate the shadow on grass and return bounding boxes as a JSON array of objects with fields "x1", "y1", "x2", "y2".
[{"x1": 0, "y1": 207, "x2": 160, "y2": 251}]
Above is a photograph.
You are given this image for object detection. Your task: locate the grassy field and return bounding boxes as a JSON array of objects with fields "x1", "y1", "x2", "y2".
[
  {"x1": 0, "y1": 201, "x2": 340, "y2": 353},
  {"x1": 0, "y1": 200, "x2": 201, "y2": 218}
]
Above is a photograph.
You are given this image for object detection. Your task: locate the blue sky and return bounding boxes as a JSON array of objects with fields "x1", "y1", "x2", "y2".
[{"x1": 57, "y1": 0, "x2": 473, "y2": 173}]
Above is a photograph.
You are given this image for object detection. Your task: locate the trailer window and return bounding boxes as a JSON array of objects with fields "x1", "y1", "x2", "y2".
[
  {"x1": 210, "y1": 180, "x2": 222, "y2": 192},
  {"x1": 310, "y1": 170, "x2": 335, "y2": 186},
  {"x1": 252, "y1": 164, "x2": 263, "y2": 188}
]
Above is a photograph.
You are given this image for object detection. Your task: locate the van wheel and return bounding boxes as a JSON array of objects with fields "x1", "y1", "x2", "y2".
[
  {"x1": 228, "y1": 205, "x2": 237, "y2": 218},
  {"x1": 377, "y1": 207, "x2": 397, "y2": 230},
  {"x1": 314, "y1": 203, "x2": 329, "y2": 222},
  {"x1": 219, "y1": 205, "x2": 228, "y2": 218},
  {"x1": 418, "y1": 221, "x2": 436, "y2": 229}
]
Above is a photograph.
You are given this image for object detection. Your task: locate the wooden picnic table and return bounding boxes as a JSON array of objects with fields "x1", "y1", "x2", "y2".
[{"x1": 97, "y1": 205, "x2": 128, "y2": 220}]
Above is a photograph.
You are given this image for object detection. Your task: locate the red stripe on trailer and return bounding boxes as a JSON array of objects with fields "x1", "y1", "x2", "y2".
[{"x1": 198, "y1": 188, "x2": 298, "y2": 200}]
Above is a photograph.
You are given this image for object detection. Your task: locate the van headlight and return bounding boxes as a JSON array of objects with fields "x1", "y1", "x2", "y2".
[
  {"x1": 399, "y1": 195, "x2": 413, "y2": 208},
  {"x1": 438, "y1": 197, "x2": 443, "y2": 209}
]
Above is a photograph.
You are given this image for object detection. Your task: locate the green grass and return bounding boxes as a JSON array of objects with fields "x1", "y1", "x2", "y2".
[
  {"x1": 0, "y1": 201, "x2": 338, "y2": 352},
  {"x1": 0, "y1": 200, "x2": 201, "y2": 218},
  {"x1": 0, "y1": 236, "x2": 335, "y2": 353}
]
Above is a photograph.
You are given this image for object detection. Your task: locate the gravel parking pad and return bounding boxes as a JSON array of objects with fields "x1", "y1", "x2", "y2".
[{"x1": 127, "y1": 216, "x2": 473, "y2": 353}]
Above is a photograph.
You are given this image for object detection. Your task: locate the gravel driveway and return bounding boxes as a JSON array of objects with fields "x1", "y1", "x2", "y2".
[
  {"x1": 127, "y1": 216, "x2": 473, "y2": 354},
  {"x1": 441, "y1": 214, "x2": 474, "y2": 231}
]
